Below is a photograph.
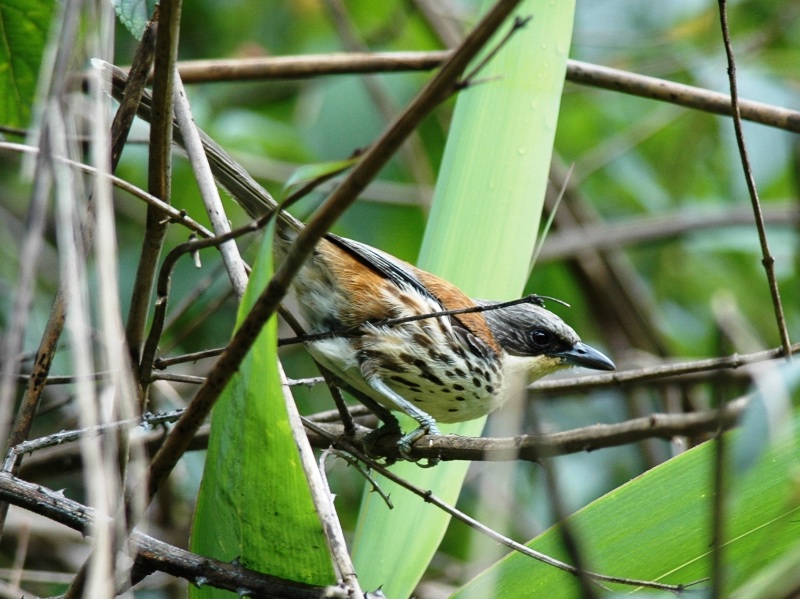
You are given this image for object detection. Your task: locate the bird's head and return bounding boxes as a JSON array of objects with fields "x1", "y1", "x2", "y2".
[{"x1": 478, "y1": 300, "x2": 615, "y2": 381}]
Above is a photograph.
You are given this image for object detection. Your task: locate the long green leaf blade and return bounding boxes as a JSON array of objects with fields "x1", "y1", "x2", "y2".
[
  {"x1": 352, "y1": 2, "x2": 576, "y2": 596},
  {"x1": 190, "y1": 226, "x2": 336, "y2": 597},
  {"x1": 453, "y1": 382, "x2": 800, "y2": 597}
]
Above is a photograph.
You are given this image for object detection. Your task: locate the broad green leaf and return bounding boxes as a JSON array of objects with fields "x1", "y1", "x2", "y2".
[
  {"x1": 452, "y1": 371, "x2": 800, "y2": 598},
  {"x1": 190, "y1": 224, "x2": 336, "y2": 597},
  {"x1": 352, "y1": 1, "x2": 576, "y2": 597},
  {"x1": 0, "y1": 0, "x2": 55, "y2": 128},
  {"x1": 114, "y1": 0, "x2": 157, "y2": 40}
]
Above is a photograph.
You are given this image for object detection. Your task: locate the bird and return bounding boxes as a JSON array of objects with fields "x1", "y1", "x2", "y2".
[
  {"x1": 104, "y1": 66, "x2": 615, "y2": 460},
  {"x1": 273, "y1": 211, "x2": 616, "y2": 461}
]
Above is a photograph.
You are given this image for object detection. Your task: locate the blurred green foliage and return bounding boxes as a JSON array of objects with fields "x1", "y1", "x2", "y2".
[{"x1": 2, "y1": 0, "x2": 799, "y2": 596}]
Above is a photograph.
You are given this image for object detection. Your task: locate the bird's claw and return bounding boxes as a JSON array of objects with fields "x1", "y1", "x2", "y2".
[{"x1": 398, "y1": 423, "x2": 441, "y2": 467}]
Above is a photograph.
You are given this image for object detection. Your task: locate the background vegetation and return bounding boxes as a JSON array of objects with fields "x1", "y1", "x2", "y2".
[{"x1": 0, "y1": 0, "x2": 799, "y2": 597}]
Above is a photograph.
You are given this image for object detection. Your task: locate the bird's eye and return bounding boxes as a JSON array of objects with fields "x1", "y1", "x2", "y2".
[{"x1": 529, "y1": 328, "x2": 553, "y2": 348}]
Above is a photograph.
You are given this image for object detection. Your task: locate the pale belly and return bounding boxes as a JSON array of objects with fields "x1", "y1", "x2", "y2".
[{"x1": 307, "y1": 331, "x2": 507, "y2": 423}]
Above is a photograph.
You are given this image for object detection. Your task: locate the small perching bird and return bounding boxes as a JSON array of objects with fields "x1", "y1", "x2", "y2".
[{"x1": 273, "y1": 211, "x2": 615, "y2": 460}]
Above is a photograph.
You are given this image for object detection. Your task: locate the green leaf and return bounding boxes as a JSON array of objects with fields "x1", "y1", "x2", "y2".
[
  {"x1": 351, "y1": 1, "x2": 576, "y2": 597},
  {"x1": 189, "y1": 223, "x2": 336, "y2": 597},
  {"x1": 114, "y1": 0, "x2": 157, "y2": 40},
  {"x1": 452, "y1": 371, "x2": 800, "y2": 598},
  {"x1": 0, "y1": 0, "x2": 55, "y2": 128}
]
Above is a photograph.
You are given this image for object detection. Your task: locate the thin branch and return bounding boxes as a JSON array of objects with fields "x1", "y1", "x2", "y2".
[
  {"x1": 164, "y1": 52, "x2": 800, "y2": 134},
  {"x1": 0, "y1": 142, "x2": 212, "y2": 237},
  {"x1": 303, "y1": 419, "x2": 689, "y2": 593},
  {"x1": 150, "y1": 341, "x2": 795, "y2": 396},
  {"x1": 277, "y1": 293, "x2": 555, "y2": 346},
  {"x1": 0, "y1": 16, "x2": 158, "y2": 540},
  {"x1": 172, "y1": 70, "x2": 249, "y2": 298},
  {"x1": 15, "y1": 398, "x2": 747, "y2": 484},
  {"x1": 172, "y1": 51, "x2": 452, "y2": 82},
  {"x1": 0, "y1": 473, "x2": 343, "y2": 599},
  {"x1": 716, "y1": 0, "x2": 792, "y2": 359},
  {"x1": 3, "y1": 410, "x2": 185, "y2": 472},
  {"x1": 529, "y1": 342, "x2": 800, "y2": 393},
  {"x1": 538, "y1": 202, "x2": 799, "y2": 262},
  {"x1": 137, "y1": 211, "x2": 274, "y2": 384},
  {"x1": 124, "y1": 0, "x2": 182, "y2": 372},
  {"x1": 279, "y1": 367, "x2": 364, "y2": 599}
]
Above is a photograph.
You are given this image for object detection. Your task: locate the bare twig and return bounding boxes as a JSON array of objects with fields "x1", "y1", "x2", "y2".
[
  {"x1": 16, "y1": 398, "x2": 748, "y2": 483},
  {"x1": 302, "y1": 419, "x2": 689, "y2": 593},
  {"x1": 150, "y1": 341, "x2": 797, "y2": 396},
  {"x1": 277, "y1": 293, "x2": 556, "y2": 346},
  {"x1": 172, "y1": 51, "x2": 451, "y2": 82},
  {"x1": 538, "y1": 202, "x2": 800, "y2": 262},
  {"x1": 172, "y1": 70, "x2": 249, "y2": 298},
  {"x1": 0, "y1": 142, "x2": 212, "y2": 237},
  {"x1": 164, "y1": 52, "x2": 800, "y2": 134},
  {"x1": 139, "y1": 0, "x2": 525, "y2": 516},
  {"x1": 0, "y1": 473, "x2": 344, "y2": 598},
  {"x1": 716, "y1": 0, "x2": 792, "y2": 359},
  {"x1": 529, "y1": 342, "x2": 800, "y2": 393},
  {"x1": 137, "y1": 212, "x2": 274, "y2": 384},
  {"x1": 124, "y1": 0, "x2": 182, "y2": 373},
  {"x1": 279, "y1": 367, "x2": 364, "y2": 599},
  {"x1": 3, "y1": 410, "x2": 184, "y2": 472},
  {"x1": 0, "y1": 15, "x2": 158, "y2": 540}
]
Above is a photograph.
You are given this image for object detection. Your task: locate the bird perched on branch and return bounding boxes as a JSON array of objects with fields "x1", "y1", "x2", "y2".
[
  {"x1": 273, "y1": 211, "x2": 615, "y2": 462},
  {"x1": 103, "y1": 64, "x2": 614, "y2": 462}
]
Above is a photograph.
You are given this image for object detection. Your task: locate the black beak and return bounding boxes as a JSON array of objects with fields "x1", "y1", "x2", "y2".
[{"x1": 554, "y1": 342, "x2": 616, "y2": 371}]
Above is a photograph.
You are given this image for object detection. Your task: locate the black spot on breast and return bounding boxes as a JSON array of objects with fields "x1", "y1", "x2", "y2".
[
  {"x1": 453, "y1": 384, "x2": 465, "y2": 391},
  {"x1": 440, "y1": 388, "x2": 451, "y2": 393},
  {"x1": 419, "y1": 370, "x2": 445, "y2": 387},
  {"x1": 444, "y1": 370, "x2": 454, "y2": 378},
  {"x1": 413, "y1": 332, "x2": 434, "y2": 349},
  {"x1": 485, "y1": 385, "x2": 494, "y2": 394},
  {"x1": 429, "y1": 349, "x2": 455, "y2": 365},
  {"x1": 448, "y1": 408, "x2": 459, "y2": 413},
  {"x1": 472, "y1": 377, "x2": 482, "y2": 388},
  {"x1": 399, "y1": 353, "x2": 416, "y2": 364},
  {"x1": 390, "y1": 375, "x2": 421, "y2": 388},
  {"x1": 453, "y1": 368, "x2": 466, "y2": 378},
  {"x1": 449, "y1": 343, "x2": 467, "y2": 359},
  {"x1": 381, "y1": 359, "x2": 405, "y2": 373},
  {"x1": 455, "y1": 396, "x2": 466, "y2": 402}
]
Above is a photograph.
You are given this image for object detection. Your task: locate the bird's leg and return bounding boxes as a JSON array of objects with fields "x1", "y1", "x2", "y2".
[{"x1": 368, "y1": 377, "x2": 441, "y2": 466}]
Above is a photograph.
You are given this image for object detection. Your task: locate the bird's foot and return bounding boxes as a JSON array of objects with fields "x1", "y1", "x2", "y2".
[{"x1": 398, "y1": 423, "x2": 441, "y2": 468}]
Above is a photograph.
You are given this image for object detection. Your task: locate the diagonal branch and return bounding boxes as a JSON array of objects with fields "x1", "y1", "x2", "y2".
[
  {"x1": 166, "y1": 52, "x2": 800, "y2": 134},
  {"x1": 716, "y1": 0, "x2": 792, "y2": 359},
  {"x1": 139, "y1": 0, "x2": 526, "y2": 516},
  {"x1": 0, "y1": 473, "x2": 343, "y2": 598}
]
